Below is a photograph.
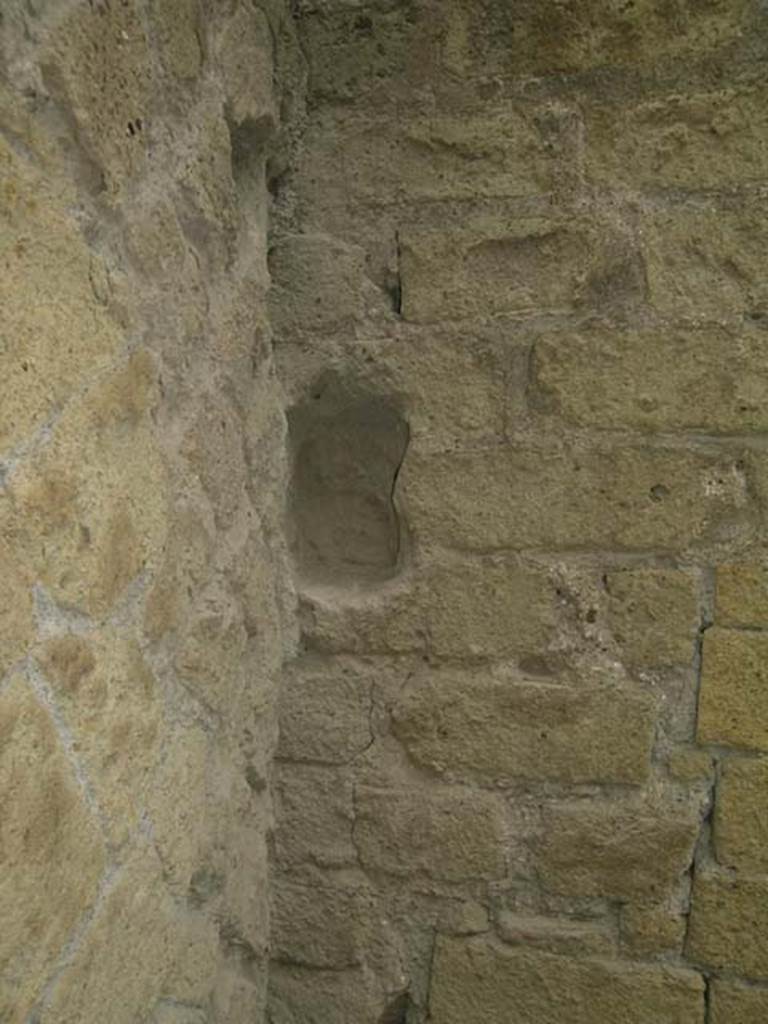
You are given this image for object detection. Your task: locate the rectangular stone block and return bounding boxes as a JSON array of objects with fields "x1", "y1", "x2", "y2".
[
  {"x1": 392, "y1": 670, "x2": 655, "y2": 786},
  {"x1": 687, "y1": 872, "x2": 768, "y2": 978},
  {"x1": 429, "y1": 937, "x2": 705, "y2": 1024},
  {"x1": 697, "y1": 629, "x2": 768, "y2": 751},
  {"x1": 271, "y1": 881, "x2": 368, "y2": 969},
  {"x1": 496, "y1": 913, "x2": 615, "y2": 958},
  {"x1": 714, "y1": 757, "x2": 768, "y2": 873},
  {"x1": 644, "y1": 202, "x2": 768, "y2": 320},
  {"x1": 538, "y1": 797, "x2": 700, "y2": 901},
  {"x1": 531, "y1": 326, "x2": 768, "y2": 433},
  {"x1": 586, "y1": 86, "x2": 768, "y2": 190},
  {"x1": 604, "y1": 568, "x2": 700, "y2": 669},
  {"x1": 711, "y1": 980, "x2": 768, "y2": 1024},
  {"x1": 299, "y1": 555, "x2": 561, "y2": 662},
  {"x1": 715, "y1": 564, "x2": 768, "y2": 627},
  {"x1": 399, "y1": 219, "x2": 642, "y2": 323},
  {"x1": 401, "y1": 445, "x2": 751, "y2": 554},
  {"x1": 353, "y1": 785, "x2": 506, "y2": 883},
  {"x1": 297, "y1": 108, "x2": 560, "y2": 209},
  {"x1": 272, "y1": 764, "x2": 357, "y2": 871},
  {"x1": 277, "y1": 657, "x2": 373, "y2": 765}
]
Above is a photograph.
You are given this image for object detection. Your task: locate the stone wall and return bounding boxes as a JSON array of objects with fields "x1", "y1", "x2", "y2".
[
  {"x1": 4, "y1": 2, "x2": 768, "y2": 1023},
  {"x1": 269, "y1": 2, "x2": 768, "y2": 1022},
  {"x1": 0, "y1": 2, "x2": 299, "y2": 1021}
]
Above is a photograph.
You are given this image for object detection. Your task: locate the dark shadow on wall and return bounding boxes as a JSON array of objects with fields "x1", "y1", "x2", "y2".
[{"x1": 287, "y1": 373, "x2": 409, "y2": 587}]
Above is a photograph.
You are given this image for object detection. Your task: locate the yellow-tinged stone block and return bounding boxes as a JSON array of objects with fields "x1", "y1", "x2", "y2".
[
  {"x1": 0, "y1": 139, "x2": 122, "y2": 455},
  {"x1": 4, "y1": 357, "x2": 169, "y2": 617},
  {"x1": 354, "y1": 785, "x2": 506, "y2": 883},
  {"x1": 714, "y1": 757, "x2": 768, "y2": 873},
  {"x1": 429, "y1": 936, "x2": 705, "y2": 1024},
  {"x1": 644, "y1": 203, "x2": 768, "y2": 320},
  {"x1": 0, "y1": 676, "x2": 106, "y2": 1024},
  {"x1": 532, "y1": 326, "x2": 768, "y2": 433},
  {"x1": 40, "y1": 850, "x2": 220, "y2": 1024},
  {"x1": 687, "y1": 871, "x2": 768, "y2": 978},
  {"x1": 698, "y1": 629, "x2": 768, "y2": 751},
  {"x1": 401, "y1": 445, "x2": 750, "y2": 554},
  {"x1": 716, "y1": 564, "x2": 768, "y2": 627},
  {"x1": 538, "y1": 797, "x2": 700, "y2": 901},
  {"x1": 38, "y1": 630, "x2": 162, "y2": 848},
  {"x1": 711, "y1": 980, "x2": 768, "y2": 1024},
  {"x1": 393, "y1": 669, "x2": 655, "y2": 786},
  {"x1": 604, "y1": 567, "x2": 700, "y2": 668},
  {"x1": 0, "y1": 540, "x2": 34, "y2": 676},
  {"x1": 586, "y1": 86, "x2": 768, "y2": 191}
]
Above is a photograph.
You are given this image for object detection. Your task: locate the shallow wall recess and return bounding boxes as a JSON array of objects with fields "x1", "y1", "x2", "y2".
[{"x1": 287, "y1": 375, "x2": 409, "y2": 587}]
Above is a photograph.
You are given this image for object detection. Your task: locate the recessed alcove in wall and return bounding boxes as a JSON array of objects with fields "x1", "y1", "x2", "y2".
[{"x1": 287, "y1": 374, "x2": 409, "y2": 587}]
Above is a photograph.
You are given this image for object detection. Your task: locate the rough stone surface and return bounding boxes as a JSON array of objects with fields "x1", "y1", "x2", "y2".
[
  {"x1": 393, "y1": 669, "x2": 656, "y2": 786},
  {"x1": 429, "y1": 937, "x2": 705, "y2": 1024},
  {"x1": 6, "y1": 0, "x2": 768, "y2": 1020},
  {"x1": 714, "y1": 757, "x2": 768, "y2": 873},
  {"x1": 0, "y1": 3, "x2": 296, "y2": 1019},
  {"x1": 687, "y1": 872, "x2": 768, "y2": 978},
  {"x1": 710, "y1": 981, "x2": 768, "y2": 1024},
  {"x1": 698, "y1": 629, "x2": 768, "y2": 751}
]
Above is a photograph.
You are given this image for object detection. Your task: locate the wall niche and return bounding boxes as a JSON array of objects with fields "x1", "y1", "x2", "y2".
[{"x1": 287, "y1": 374, "x2": 409, "y2": 587}]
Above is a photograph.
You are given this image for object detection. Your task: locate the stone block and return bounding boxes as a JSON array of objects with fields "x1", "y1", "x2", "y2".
[
  {"x1": 39, "y1": 850, "x2": 219, "y2": 1024},
  {"x1": 496, "y1": 913, "x2": 615, "y2": 958},
  {"x1": 269, "y1": 233, "x2": 388, "y2": 338},
  {"x1": 149, "y1": 0, "x2": 203, "y2": 83},
  {"x1": 0, "y1": 540, "x2": 33, "y2": 677},
  {"x1": 531, "y1": 326, "x2": 768, "y2": 433},
  {"x1": 620, "y1": 903, "x2": 686, "y2": 957},
  {"x1": 644, "y1": 202, "x2": 768, "y2": 320},
  {"x1": 44, "y1": 0, "x2": 154, "y2": 198},
  {"x1": 271, "y1": 881, "x2": 370, "y2": 968},
  {"x1": 38, "y1": 630, "x2": 162, "y2": 848},
  {"x1": 715, "y1": 564, "x2": 768, "y2": 627},
  {"x1": 0, "y1": 677, "x2": 106, "y2": 1023},
  {"x1": 429, "y1": 936, "x2": 705, "y2": 1024},
  {"x1": 392, "y1": 670, "x2": 655, "y2": 786},
  {"x1": 268, "y1": 964, "x2": 390, "y2": 1024},
  {"x1": 399, "y1": 219, "x2": 642, "y2": 323},
  {"x1": 277, "y1": 657, "x2": 373, "y2": 765},
  {"x1": 3, "y1": 357, "x2": 168, "y2": 617},
  {"x1": 0, "y1": 138, "x2": 122, "y2": 455},
  {"x1": 299, "y1": 554, "x2": 561, "y2": 662},
  {"x1": 354, "y1": 785, "x2": 506, "y2": 883},
  {"x1": 401, "y1": 445, "x2": 751, "y2": 554},
  {"x1": 538, "y1": 797, "x2": 700, "y2": 901},
  {"x1": 378, "y1": 328, "x2": 510, "y2": 450},
  {"x1": 295, "y1": 106, "x2": 561, "y2": 208},
  {"x1": 272, "y1": 764, "x2": 357, "y2": 870},
  {"x1": 711, "y1": 980, "x2": 768, "y2": 1024},
  {"x1": 586, "y1": 86, "x2": 768, "y2": 190},
  {"x1": 714, "y1": 757, "x2": 768, "y2": 873},
  {"x1": 604, "y1": 568, "x2": 700, "y2": 668},
  {"x1": 181, "y1": 395, "x2": 248, "y2": 529},
  {"x1": 697, "y1": 629, "x2": 768, "y2": 751},
  {"x1": 687, "y1": 872, "x2": 768, "y2": 978}
]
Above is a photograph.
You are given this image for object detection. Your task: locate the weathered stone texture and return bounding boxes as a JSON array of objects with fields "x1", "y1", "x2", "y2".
[
  {"x1": 0, "y1": 1, "x2": 296, "y2": 1019},
  {"x1": 402, "y1": 446, "x2": 751, "y2": 554},
  {"x1": 429, "y1": 937, "x2": 705, "y2": 1024},
  {"x1": 714, "y1": 757, "x2": 768, "y2": 873},
  {"x1": 393, "y1": 669, "x2": 656, "y2": 786},
  {"x1": 687, "y1": 872, "x2": 768, "y2": 978},
  {"x1": 698, "y1": 629, "x2": 768, "y2": 751}
]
